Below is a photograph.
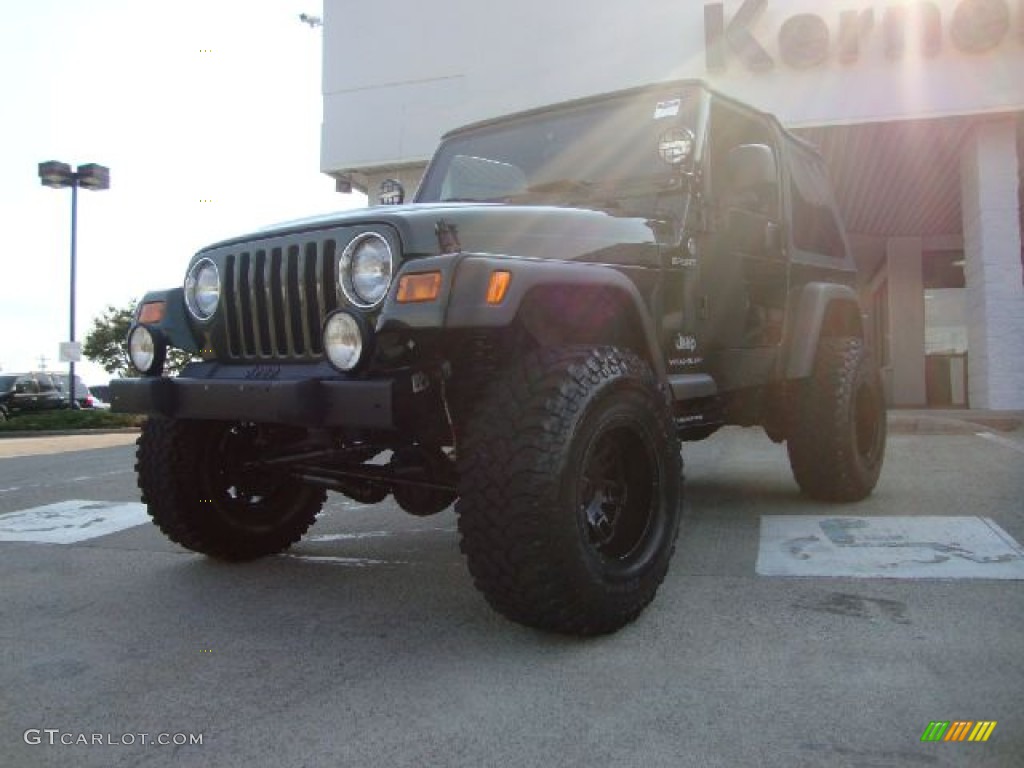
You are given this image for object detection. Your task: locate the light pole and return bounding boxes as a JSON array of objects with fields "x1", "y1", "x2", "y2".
[{"x1": 38, "y1": 161, "x2": 110, "y2": 409}]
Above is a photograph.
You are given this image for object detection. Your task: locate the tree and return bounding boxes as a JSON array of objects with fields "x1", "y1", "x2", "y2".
[{"x1": 84, "y1": 301, "x2": 197, "y2": 378}]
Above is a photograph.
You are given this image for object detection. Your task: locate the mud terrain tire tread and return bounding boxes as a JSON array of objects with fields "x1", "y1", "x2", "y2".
[
  {"x1": 136, "y1": 417, "x2": 324, "y2": 560},
  {"x1": 456, "y1": 346, "x2": 682, "y2": 636},
  {"x1": 787, "y1": 337, "x2": 887, "y2": 502}
]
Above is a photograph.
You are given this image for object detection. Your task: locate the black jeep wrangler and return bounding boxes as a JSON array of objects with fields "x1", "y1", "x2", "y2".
[{"x1": 112, "y1": 80, "x2": 885, "y2": 635}]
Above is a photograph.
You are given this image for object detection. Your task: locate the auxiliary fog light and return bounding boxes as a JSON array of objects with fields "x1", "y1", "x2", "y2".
[
  {"x1": 128, "y1": 324, "x2": 166, "y2": 375},
  {"x1": 323, "y1": 311, "x2": 369, "y2": 372}
]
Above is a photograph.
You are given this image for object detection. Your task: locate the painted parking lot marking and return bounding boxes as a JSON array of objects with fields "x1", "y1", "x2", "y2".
[
  {"x1": 305, "y1": 527, "x2": 455, "y2": 544},
  {"x1": 278, "y1": 554, "x2": 402, "y2": 567},
  {"x1": 0, "y1": 500, "x2": 150, "y2": 544},
  {"x1": 306, "y1": 531, "x2": 392, "y2": 543},
  {"x1": 757, "y1": 516, "x2": 1024, "y2": 579},
  {"x1": 0, "y1": 469, "x2": 132, "y2": 495},
  {"x1": 977, "y1": 431, "x2": 1024, "y2": 456}
]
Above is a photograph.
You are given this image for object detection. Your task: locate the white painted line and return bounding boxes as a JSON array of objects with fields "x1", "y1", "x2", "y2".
[
  {"x1": 977, "y1": 431, "x2": 1024, "y2": 456},
  {"x1": 0, "y1": 500, "x2": 150, "y2": 544},
  {"x1": 278, "y1": 554, "x2": 399, "y2": 566},
  {"x1": 306, "y1": 531, "x2": 392, "y2": 543},
  {"x1": 0, "y1": 469, "x2": 132, "y2": 495},
  {"x1": 305, "y1": 528, "x2": 455, "y2": 543},
  {"x1": 756, "y1": 516, "x2": 1024, "y2": 579}
]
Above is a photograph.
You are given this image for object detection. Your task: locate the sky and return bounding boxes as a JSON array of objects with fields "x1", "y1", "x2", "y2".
[{"x1": 0, "y1": 0, "x2": 366, "y2": 384}]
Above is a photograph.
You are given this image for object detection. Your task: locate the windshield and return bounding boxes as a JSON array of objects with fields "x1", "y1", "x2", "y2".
[
  {"x1": 418, "y1": 88, "x2": 701, "y2": 217},
  {"x1": 0, "y1": 375, "x2": 17, "y2": 393}
]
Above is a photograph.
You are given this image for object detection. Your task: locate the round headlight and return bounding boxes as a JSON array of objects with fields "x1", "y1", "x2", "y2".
[
  {"x1": 340, "y1": 233, "x2": 394, "y2": 308},
  {"x1": 323, "y1": 311, "x2": 367, "y2": 371},
  {"x1": 128, "y1": 325, "x2": 164, "y2": 374},
  {"x1": 658, "y1": 127, "x2": 696, "y2": 166},
  {"x1": 184, "y1": 258, "x2": 221, "y2": 320}
]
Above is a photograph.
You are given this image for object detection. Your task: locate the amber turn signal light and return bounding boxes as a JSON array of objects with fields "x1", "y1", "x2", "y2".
[
  {"x1": 396, "y1": 272, "x2": 442, "y2": 303},
  {"x1": 486, "y1": 271, "x2": 512, "y2": 305},
  {"x1": 138, "y1": 301, "x2": 166, "y2": 324}
]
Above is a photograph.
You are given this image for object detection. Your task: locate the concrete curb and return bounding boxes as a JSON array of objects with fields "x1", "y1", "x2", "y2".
[
  {"x1": 887, "y1": 410, "x2": 1023, "y2": 435},
  {"x1": 1, "y1": 413, "x2": 1020, "y2": 439},
  {"x1": 0, "y1": 427, "x2": 141, "y2": 439}
]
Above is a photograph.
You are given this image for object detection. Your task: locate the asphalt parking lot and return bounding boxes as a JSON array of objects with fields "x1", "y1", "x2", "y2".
[{"x1": 0, "y1": 415, "x2": 1022, "y2": 768}]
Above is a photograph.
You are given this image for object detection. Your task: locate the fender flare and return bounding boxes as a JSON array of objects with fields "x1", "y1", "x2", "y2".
[
  {"x1": 133, "y1": 287, "x2": 201, "y2": 354},
  {"x1": 782, "y1": 282, "x2": 864, "y2": 380},
  {"x1": 379, "y1": 253, "x2": 667, "y2": 382}
]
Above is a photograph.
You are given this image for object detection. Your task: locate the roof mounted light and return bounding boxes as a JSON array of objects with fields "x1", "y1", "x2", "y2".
[
  {"x1": 378, "y1": 179, "x2": 405, "y2": 206},
  {"x1": 658, "y1": 128, "x2": 696, "y2": 166}
]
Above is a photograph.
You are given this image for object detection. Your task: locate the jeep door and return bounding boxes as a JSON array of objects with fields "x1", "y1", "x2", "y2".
[{"x1": 698, "y1": 98, "x2": 788, "y2": 390}]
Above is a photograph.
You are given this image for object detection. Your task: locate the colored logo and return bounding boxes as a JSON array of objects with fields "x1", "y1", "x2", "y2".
[{"x1": 921, "y1": 721, "x2": 997, "y2": 742}]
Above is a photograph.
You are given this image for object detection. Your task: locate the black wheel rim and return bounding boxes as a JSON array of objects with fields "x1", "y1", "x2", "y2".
[
  {"x1": 201, "y1": 423, "x2": 294, "y2": 530},
  {"x1": 578, "y1": 424, "x2": 656, "y2": 563}
]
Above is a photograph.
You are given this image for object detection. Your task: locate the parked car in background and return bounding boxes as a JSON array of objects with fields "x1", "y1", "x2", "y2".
[
  {"x1": 17, "y1": 370, "x2": 101, "y2": 409},
  {"x1": 0, "y1": 375, "x2": 15, "y2": 421},
  {"x1": 49, "y1": 372, "x2": 100, "y2": 409},
  {"x1": 88, "y1": 384, "x2": 111, "y2": 404},
  {"x1": 0, "y1": 372, "x2": 68, "y2": 420}
]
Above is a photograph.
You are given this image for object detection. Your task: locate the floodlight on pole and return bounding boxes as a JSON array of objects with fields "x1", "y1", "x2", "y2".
[{"x1": 37, "y1": 160, "x2": 110, "y2": 408}]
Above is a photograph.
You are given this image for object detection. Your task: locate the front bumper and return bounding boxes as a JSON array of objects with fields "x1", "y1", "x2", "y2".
[{"x1": 110, "y1": 375, "x2": 394, "y2": 429}]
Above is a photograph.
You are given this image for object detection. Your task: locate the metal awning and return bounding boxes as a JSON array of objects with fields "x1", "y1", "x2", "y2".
[{"x1": 795, "y1": 117, "x2": 979, "y2": 238}]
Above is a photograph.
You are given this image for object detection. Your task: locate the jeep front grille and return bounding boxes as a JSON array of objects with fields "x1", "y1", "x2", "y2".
[{"x1": 221, "y1": 240, "x2": 339, "y2": 361}]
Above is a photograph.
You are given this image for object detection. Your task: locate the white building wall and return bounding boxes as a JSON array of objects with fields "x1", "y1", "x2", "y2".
[
  {"x1": 886, "y1": 238, "x2": 927, "y2": 406},
  {"x1": 322, "y1": 0, "x2": 1024, "y2": 177},
  {"x1": 320, "y1": 0, "x2": 1024, "y2": 411},
  {"x1": 960, "y1": 118, "x2": 1024, "y2": 409}
]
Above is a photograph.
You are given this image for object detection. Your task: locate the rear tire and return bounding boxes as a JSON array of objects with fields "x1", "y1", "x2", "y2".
[
  {"x1": 136, "y1": 417, "x2": 324, "y2": 560},
  {"x1": 787, "y1": 337, "x2": 886, "y2": 502},
  {"x1": 456, "y1": 346, "x2": 682, "y2": 635}
]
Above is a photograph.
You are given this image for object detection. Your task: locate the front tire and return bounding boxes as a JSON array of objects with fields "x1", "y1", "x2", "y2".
[
  {"x1": 136, "y1": 417, "x2": 324, "y2": 560},
  {"x1": 456, "y1": 346, "x2": 682, "y2": 636},
  {"x1": 787, "y1": 337, "x2": 886, "y2": 502}
]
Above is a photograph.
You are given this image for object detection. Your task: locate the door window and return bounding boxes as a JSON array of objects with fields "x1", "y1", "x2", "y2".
[{"x1": 789, "y1": 153, "x2": 844, "y2": 259}]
